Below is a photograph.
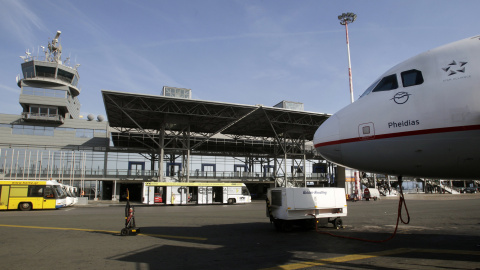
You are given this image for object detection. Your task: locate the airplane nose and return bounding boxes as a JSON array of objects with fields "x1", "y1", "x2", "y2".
[{"x1": 313, "y1": 114, "x2": 344, "y2": 164}]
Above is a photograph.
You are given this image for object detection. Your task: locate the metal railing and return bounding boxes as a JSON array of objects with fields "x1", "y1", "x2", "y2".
[{"x1": 0, "y1": 168, "x2": 330, "y2": 182}]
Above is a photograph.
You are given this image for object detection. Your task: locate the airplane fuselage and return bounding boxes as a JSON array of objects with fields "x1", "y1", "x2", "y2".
[{"x1": 314, "y1": 36, "x2": 480, "y2": 179}]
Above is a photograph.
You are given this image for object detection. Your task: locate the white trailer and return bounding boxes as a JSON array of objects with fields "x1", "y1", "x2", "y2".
[{"x1": 266, "y1": 187, "x2": 347, "y2": 232}]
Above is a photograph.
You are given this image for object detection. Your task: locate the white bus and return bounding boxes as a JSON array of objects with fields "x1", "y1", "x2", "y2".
[
  {"x1": 60, "y1": 184, "x2": 78, "y2": 206},
  {"x1": 142, "y1": 182, "x2": 251, "y2": 205}
]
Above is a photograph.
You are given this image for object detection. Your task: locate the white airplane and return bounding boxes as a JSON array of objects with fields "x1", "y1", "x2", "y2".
[{"x1": 314, "y1": 35, "x2": 480, "y2": 180}]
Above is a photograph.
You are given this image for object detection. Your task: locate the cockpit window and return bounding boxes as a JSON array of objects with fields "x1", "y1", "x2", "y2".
[
  {"x1": 401, "y1": 69, "x2": 424, "y2": 87},
  {"x1": 372, "y1": 74, "x2": 398, "y2": 92},
  {"x1": 359, "y1": 78, "x2": 381, "y2": 98}
]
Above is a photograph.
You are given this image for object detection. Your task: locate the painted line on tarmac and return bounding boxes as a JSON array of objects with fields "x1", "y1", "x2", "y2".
[
  {"x1": 140, "y1": 232, "x2": 207, "y2": 241},
  {"x1": 0, "y1": 224, "x2": 207, "y2": 241},
  {"x1": 262, "y1": 248, "x2": 480, "y2": 270}
]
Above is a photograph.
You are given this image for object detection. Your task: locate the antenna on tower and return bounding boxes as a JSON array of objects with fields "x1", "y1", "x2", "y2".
[{"x1": 48, "y1": 30, "x2": 62, "y2": 63}]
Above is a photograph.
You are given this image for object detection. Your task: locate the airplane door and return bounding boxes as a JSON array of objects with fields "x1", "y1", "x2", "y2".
[{"x1": 358, "y1": 122, "x2": 375, "y2": 140}]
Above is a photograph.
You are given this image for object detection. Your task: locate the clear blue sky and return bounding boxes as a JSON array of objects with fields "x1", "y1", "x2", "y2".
[{"x1": 1, "y1": 0, "x2": 479, "y2": 119}]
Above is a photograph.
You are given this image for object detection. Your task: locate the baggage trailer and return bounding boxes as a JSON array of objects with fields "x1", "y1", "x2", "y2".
[{"x1": 266, "y1": 187, "x2": 347, "y2": 232}]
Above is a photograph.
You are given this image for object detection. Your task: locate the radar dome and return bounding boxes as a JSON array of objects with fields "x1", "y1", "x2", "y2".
[{"x1": 87, "y1": 114, "x2": 95, "y2": 121}]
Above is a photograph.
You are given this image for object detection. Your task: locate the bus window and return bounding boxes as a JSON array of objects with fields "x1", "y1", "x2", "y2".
[
  {"x1": 44, "y1": 186, "x2": 55, "y2": 198},
  {"x1": 53, "y1": 185, "x2": 66, "y2": 199},
  {"x1": 28, "y1": 185, "x2": 45, "y2": 197}
]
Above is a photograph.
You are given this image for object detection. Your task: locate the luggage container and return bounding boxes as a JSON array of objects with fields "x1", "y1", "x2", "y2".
[{"x1": 266, "y1": 187, "x2": 347, "y2": 232}]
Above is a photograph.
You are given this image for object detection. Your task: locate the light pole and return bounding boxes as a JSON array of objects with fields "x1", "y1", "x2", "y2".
[{"x1": 338, "y1": 12, "x2": 357, "y2": 104}]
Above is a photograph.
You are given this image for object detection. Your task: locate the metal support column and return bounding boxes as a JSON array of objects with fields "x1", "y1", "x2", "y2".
[
  {"x1": 284, "y1": 153, "x2": 287, "y2": 187},
  {"x1": 303, "y1": 154, "x2": 307, "y2": 187},
  {"x1": 112, "y1": 180, "x2": 117, "y2": 201},
  {"x1": 103, "y1": 150, "x2": 108, "y2": 178},
  {"x1": 158, "y1": 123, "x2": 165, "y2": 181}
]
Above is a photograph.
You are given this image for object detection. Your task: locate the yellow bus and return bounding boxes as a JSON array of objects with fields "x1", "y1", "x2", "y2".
[{"x1": 0, "y1": 180, "x2": 67, "y2": 211}]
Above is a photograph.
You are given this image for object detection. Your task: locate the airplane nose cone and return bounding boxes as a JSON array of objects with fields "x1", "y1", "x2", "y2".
[{"x1": 313, "y1": 114, "x2": 344, "y2": 164}]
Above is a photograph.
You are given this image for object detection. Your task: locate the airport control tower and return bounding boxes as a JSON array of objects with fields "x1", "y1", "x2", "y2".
[{"x1": 17, "y1": 31, "x2": 82, "y2": 123}]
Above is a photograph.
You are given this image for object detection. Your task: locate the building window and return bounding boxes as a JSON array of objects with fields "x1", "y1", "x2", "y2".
[
  {"x1": 95, "y1": 129, "x2": 107, "y2": 136},
  {"x1": 35, "y1": 65, "x2": 56, "y2": 79},
  {"x1": 12, "y1": 125, "x2": 54, "y2": 136},
  {"x1": 57, "y1": 68, "x2": 74, "y2": 84},
  {"x1": 29, "y1": 106, "x2": 59, "y2": 117},
  {"x1": 76, "y1": 129, "x2": 94, "y2": 138},
  {"x1": 22, "y1": 87, "x2": 66, "y2": 98},
  {"x1": 28, "y1": 185, "x2": 45, "y2": 197}
]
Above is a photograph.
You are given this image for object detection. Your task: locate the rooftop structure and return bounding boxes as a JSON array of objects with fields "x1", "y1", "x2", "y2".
[{"x1": 102, "y1": 90, "x2": 330, "y2": 184}]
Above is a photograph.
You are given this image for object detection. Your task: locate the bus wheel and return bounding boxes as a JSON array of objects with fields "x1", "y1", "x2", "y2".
[
  {"x1": 19, "y1": 202, "x2": 32, "y2": 211},
  {"x1": 227, "y1": 198, "x2": 234, "y2": 205}
]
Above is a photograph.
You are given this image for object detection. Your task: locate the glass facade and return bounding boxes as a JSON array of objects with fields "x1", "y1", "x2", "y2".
[{"x1": 1, "y1": 125, "x2": 107, "y2": 138}]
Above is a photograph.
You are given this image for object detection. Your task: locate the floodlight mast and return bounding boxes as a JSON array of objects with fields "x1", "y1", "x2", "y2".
[{"x1": 338, "y1": 12, "x2": 357, "y2": 104}]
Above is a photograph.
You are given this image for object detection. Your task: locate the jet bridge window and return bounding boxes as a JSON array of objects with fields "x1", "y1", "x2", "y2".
[
  {"x1": 401, "y1": 69, "x2": 424, "y2": 87},
  {"x1": 372, "y1": 74, "x2": 398, "y2": 92}
]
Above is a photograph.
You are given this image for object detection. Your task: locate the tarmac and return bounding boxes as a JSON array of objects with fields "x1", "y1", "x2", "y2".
[{"x1": 2, "y1": 192, "x2": 477, "y2": 269}]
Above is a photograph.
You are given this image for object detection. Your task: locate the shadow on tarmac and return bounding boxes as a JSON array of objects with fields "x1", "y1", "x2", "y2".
[{"x1": 102, "y1": 221, "x2": 480, "y2": 270}]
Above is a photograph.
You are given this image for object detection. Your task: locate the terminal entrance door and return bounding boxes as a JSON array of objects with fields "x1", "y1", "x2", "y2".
[
  {"x1": 128, "y1": 162, "x2": 145, "y2": 177},
  {"x1": 102, "y1": 182, "x2": 113, "y2": 200}
]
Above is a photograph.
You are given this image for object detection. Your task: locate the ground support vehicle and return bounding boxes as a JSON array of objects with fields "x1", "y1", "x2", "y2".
[
  {"x1": 142, "y1": 182, "x2": 251, "y2": 205},
  {"x1": 120, "y1": 194, "x2": 140, "y2": 236},
  {"x1": 364, "y1": 188, "x2": 380, "y2": 201},
  {"x1": 266, "y1": 187, "x2": 347, "y2": 232},
  {"x1": 0, "y1": 180, "x2": 66, "y2": 211}
]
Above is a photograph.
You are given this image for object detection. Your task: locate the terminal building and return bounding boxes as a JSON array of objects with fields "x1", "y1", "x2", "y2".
[{"x1": 0, "y1": 31, "x2": 358, "y2": 201}]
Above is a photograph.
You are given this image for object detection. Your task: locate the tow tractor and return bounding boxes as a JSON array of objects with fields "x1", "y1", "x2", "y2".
[
  {"x1": 121, "y1": 189, "x2": 140, "y2": 236},
  {"x1": 266, "y1": 187, "x2": 347, "y2": 232}
]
